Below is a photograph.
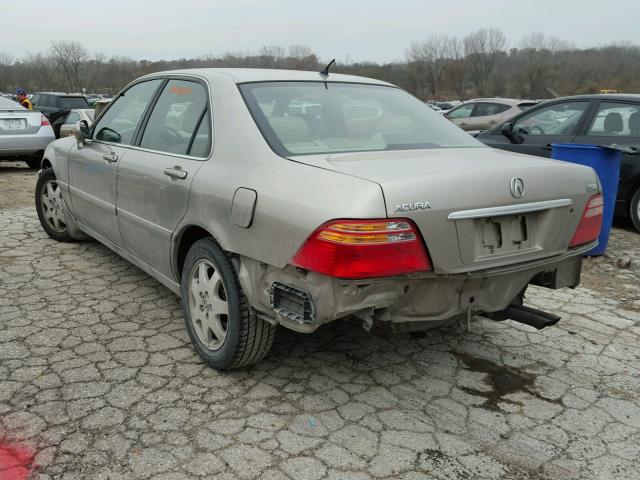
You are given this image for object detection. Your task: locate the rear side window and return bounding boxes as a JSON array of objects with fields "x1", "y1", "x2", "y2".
[
  {"x1": 94, "y1": 79, "x2": 162, "y2": 145},
  {"x1": 188, "y1": 113, "x2": 212, "y2": 157},
  {"x1": 472, "y1": 103, "x2": 510, "y2": 117},
  {"x1": 38, "y1": 95, "x2": 51, "y2": 108},
  {"x1": 140, "y1": 79, "x2": 210, "y2": 156},
  {"x1": 59, "y1": 96, "x2": 90, "y2": 109},
  {"x1": 587, "y1": 102, "x2": 640, "y2": 137}
]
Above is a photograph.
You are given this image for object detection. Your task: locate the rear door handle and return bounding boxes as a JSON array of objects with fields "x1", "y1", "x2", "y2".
[
  {"x1": 164, "y1": 167, "x2": 188, "y2": 180},
  {"x1": 102, "y1": 152, "x2": 118, "y2": 163}
]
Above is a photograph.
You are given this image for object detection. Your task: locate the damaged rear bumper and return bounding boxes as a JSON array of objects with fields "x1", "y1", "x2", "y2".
[{"x1": 238, "y1": 248, "x2": 587, "y2": 334}]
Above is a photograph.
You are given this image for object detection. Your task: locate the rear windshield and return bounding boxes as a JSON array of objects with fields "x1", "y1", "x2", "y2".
[
  {"x1": 240, "y1": 82, "x2": 481, "y2": 156},
  {"x1": 59, "y1": 96, "x2": 90, "y2": 109}
]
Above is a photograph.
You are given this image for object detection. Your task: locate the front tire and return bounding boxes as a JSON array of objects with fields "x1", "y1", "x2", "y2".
[
  {"x1": 35, "y1": 168, "x2": 72, "y2": 242},
  {"x1": 180, "y1": 238, "x2": 276, "y2": 370},
  {"x1": 630, "y1": 187, "x2": 640, "y2": 232},
  {"x1": 25, "y1": 154, "x2": 41, "y2": 169}
]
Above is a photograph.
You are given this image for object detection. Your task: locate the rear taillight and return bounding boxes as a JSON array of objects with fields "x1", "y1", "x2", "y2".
[
  {"x1": 292, "y1": 219, "x2": 432, "y2": 279},
  {"x1": 40, "y1": 115, "x2": 50, "y2": 126},
  {"x1": 569, "y1": 194, "x2": 603, "y2": 248}
]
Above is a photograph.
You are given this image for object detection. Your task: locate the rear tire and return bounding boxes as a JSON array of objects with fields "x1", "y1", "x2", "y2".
[
  {"x1": 630, "y1": 187, "x2": 640, "y2": 232},
  {"x1": 35, "y1": 168, "x2": 72, "y2": 242},
  {"x1": 180, "y1": 238, "x2": 276, "y2": 370}
]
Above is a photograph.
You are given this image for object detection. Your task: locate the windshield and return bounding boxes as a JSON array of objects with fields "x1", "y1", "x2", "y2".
[{"x1": 240, "y1": 82, "x2": 481, "y2": 156}]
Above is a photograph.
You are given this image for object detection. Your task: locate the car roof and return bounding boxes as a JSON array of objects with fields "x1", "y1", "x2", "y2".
[
  {"x1": 140, "y1": 68, "x2": 395, "y2": 87},
  {"x1": 35, "y1": 92, "x2": 86, "y2": 97},
  {"x1": 540, "y1": 94, "x2": 640, "y2": 103},
  {"x1": 463, "y1": 98, "x2": 530, "y2": 106}
]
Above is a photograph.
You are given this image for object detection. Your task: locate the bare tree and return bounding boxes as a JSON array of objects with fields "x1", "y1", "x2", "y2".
[
  {"x1": 0, "y1": 53, "x2": 14, "y2": 91},
  {"x1": 23, "y1": 53, "x2": 57, "y2": 91},
  {"x1": 407, "y1": 36, "x2": 453, "y2": 99},
  {"x1": 463, "y1": 28, "x2": 507, "y2": 96},
  {"x1": 50, "y1": 40, "x2": 89, "y2": 92}
]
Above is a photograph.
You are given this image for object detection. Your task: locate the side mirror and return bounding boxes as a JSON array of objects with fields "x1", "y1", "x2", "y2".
[
  {"x1": 500, "y1": 122, "x2": 513, "y2": 138},
  {"x1": 500, "y1": 122, "x2": 523, "y2": 144},
  {"x1": 75, "y1": 120, "x2": 92, "y2": 146}
]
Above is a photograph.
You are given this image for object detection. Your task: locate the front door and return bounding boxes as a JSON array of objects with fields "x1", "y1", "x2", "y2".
[
  {"x1": 67, "y1": 78, "x2": 163, "y2": 245},
  {"x1": 486, "y1": 100, "x2": 592, "y2": 158},
  {"x1": 116, "y1": 78, "x2": 212, "y2": 278}
]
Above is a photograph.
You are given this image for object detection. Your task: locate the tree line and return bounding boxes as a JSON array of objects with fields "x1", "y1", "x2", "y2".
[{"x1": 1, "y1": 29, "x2": 640, "y2": 101}]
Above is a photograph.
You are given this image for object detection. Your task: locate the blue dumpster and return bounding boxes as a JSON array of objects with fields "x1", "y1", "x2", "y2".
[{"x1": 551, "y1": 143, "x2": 621, "y2": 256}]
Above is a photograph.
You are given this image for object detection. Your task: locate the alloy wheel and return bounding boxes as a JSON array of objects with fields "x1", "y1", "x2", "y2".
[{"x1": 188, "y1": 259, "x2": 229, "y2": 351}]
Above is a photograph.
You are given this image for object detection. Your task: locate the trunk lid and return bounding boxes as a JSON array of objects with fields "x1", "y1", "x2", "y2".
[
  {"x1": 290, "y1": 147, "x2": 598, "y2": 273},
  {"x1": 0, "y1": 109, "x2": 43, "y2": 135}
]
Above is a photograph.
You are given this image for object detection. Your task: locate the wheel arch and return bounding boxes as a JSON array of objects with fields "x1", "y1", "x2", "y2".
[{"x1": 173, "y1": 224, "x2": 225, "y2": 282}]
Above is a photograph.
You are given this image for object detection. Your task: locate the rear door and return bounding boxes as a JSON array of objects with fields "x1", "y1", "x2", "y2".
[
  {"x1": 572, "y1": 99, "x2": 640, "y2": 214},
  {"x1": 115, "y1": 78, "x2": 211, "y2": 278},
  {"x1": 480, "y1": 100, "x2": 592, "y2": 158},
  {"x1": 68, "y1": 78, "x2": 163, "y2": 244}
]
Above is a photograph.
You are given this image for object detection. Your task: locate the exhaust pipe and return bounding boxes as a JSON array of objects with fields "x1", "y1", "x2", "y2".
[{"x1": 489, "y1": 304, "x2": 561, "y2": 330}]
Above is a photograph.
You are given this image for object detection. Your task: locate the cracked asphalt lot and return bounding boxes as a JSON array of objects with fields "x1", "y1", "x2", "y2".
[{"x1": 1, "y1": 163, "x2": 639, "y2": 479}]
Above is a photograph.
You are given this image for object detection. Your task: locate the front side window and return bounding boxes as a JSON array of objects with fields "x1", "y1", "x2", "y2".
[
  {"x1": 587, "y1": 102, "x2": 640, "y2": 137},
  {"x1": 94, "y1": 79, "x2": 162, "y2": 145},
  {"x1": 512, "y1": 101, "x2": 590, "y2": 136},
  {"x1": 240, "y1": 82, "x2": 481, "y2": 156},
  {"x1": 37, "y1": 95, "x2": 51, "y2": 108},
  {"x1": 447, "y1": 104, "x2": 473, "y2": 119},
  {"x1": 59, "y1": 96, "x2": 90, "y2": 109},
  {"x1": 140, "y1": 80, "x2": 209, "y2": 156}
]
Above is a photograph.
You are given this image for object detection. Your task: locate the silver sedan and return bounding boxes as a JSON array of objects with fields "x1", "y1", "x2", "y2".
[
  {"x1": 0, "y1": 96, "x2": 55, "y2": 168},
  {"x1": 36, "y1": 68, "x2": 602, "y2": 369}
]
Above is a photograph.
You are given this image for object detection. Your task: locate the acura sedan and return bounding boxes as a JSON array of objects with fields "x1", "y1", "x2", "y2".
[{"x1": 36, "y1": 69, "x2": 602, "y2": 369}]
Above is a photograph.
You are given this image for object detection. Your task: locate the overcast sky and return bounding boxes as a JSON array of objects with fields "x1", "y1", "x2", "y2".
[{"x1": 4, "y1": 0, "x2": 640, "y2": 63}]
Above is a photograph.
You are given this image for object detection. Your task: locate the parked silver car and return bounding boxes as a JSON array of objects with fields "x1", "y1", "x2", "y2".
[
  {"x1": 36, "y1": 68, "x2": 603, "y2": 369},
  {"x1": 0, "y1": 96, "x2": 56, "y2": 168},
  {"x1": 58, "y1": 109, "x2": 95, "y2": 138},
  {"x1": 446, "y1": 98, "x2": 538, "y2": 132}
]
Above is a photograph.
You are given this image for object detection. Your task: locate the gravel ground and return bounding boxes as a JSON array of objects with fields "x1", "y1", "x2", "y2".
[{"x1": 1, "y1": 162, "x2": 639, "y2": 479}]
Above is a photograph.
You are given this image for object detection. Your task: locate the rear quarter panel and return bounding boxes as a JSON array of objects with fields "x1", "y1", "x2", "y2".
[{"x1": 174, "y1": 73, "x2": 387, "y2": 271}]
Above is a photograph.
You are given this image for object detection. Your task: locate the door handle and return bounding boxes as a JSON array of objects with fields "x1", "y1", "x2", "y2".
[
  {"x1": 164, "y1": 167, "x2": 188, "y2": 180},
  {"x1": 102, "y1": 152, "x2": 118, "y2": 163},
  {"x1": 460, "y1": 122, "x2": 468, "y2": 126},
  {"x1": 489, "y1": 121, "x2": 497, "y2": 125}
]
